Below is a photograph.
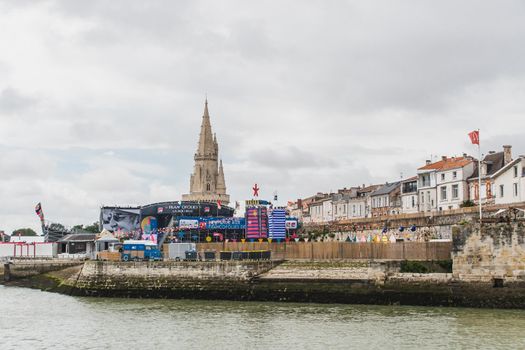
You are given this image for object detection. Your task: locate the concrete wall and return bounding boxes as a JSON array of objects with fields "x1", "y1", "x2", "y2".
[
  {"x1": 3, "y1": 260, "x2": 83, "y2": 281},
  {"x1": 452, "y1": 222, "x2": 525, "y2": 283}
]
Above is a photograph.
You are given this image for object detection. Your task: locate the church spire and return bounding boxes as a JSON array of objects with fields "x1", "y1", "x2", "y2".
[
  {"x1": 217, "y1": 159, "x2": 226, "y2": 193},
  {"x1": 196, "y1": 99, "x2": 216, "y2": 158}
]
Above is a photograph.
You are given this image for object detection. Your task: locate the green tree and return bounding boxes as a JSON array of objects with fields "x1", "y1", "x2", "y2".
[
  {"x1": 83, "y1": 222, "x2": 100, "y2": 233},
  {"x1": 12, "y1": 228, "x2": 38, "y2": 236}
]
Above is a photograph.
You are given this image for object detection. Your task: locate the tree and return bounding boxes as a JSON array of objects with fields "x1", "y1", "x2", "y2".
[
  {"x1": 72, "y1": 222, "x2": 100, "y2": 233},
  {"x1": 12, "y1": 228, "x2": 38, "y2": 236},
  {"x1": 460, "y1": 200, "x2": 475, "y2": 208},
  {"x1": 83, "y1": 222, "x2": 100, "y2": 233}
]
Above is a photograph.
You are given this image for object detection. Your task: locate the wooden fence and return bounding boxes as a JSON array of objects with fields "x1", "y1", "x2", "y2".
[{"x1": 195, "y1": 241, "x2": 452, "y2": 261}]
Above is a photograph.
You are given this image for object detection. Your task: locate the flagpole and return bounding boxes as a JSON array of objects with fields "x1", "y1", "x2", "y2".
[{"x1": 478, "y1": 128, "x2": 482, "y2": 225}]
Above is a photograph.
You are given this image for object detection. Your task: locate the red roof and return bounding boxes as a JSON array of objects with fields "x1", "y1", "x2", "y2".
[{"x1": 418, "y1": 157, "x2": 473, "y2": 171}]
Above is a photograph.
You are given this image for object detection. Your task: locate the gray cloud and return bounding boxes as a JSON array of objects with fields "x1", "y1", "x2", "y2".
[
  {"x1": 0, "y1": 0, "x2": 525, "y2": 234},
  {"x1": 0, "y1": 87, "x2": 37, "y2": 113}
]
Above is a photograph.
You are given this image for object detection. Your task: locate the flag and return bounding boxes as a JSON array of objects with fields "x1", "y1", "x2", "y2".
[
  {"x1": 217, "y1": 200, "x2": 222, "y2": 210},
  {"x1": 35, "y1": 202, "x2": 44, "y2": 222},
  {"x1": 468, "y1": 130, "x2": 479, "y2": 145}
]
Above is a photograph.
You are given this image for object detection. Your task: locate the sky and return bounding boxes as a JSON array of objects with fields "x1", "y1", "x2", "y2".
[{"x1": 1, "y1": 0, "x2": 525, "y2": 235}]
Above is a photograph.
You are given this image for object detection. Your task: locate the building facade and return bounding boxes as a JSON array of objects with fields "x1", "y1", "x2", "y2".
[
  {"x1": 400, "y1": 176, "x2": 418, "y2": 214},
  {"x1": 370, "y1": 182, "x2": 401, "y2": 217},
  {"x1": 493, "y1": 156, "x2": 525, "y2": 205},
  {"x1": 468, "y1": 145, "x2": 513, "y2": 205},
  {"x1": 182, "y1": 100, "x2": 230, "y2": 205}
]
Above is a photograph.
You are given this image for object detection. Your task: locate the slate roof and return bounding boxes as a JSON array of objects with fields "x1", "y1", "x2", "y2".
[
  {"x1": 370, "y1": 182, "x2": 401, "y2": 196},
  {"x1": 58, "y1": 233, "x2": 97, "y2": 242},
  {"x1": 469, "y1": 151, "x2": 506, "y2": 180},
  {"x1": 401, "y1": 176, "x2": 418, "y2": 183}
]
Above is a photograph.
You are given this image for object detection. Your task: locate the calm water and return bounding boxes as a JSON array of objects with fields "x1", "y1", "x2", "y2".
[{"x1": 0, "y1": 285, "x2": 524, "y2": 350}]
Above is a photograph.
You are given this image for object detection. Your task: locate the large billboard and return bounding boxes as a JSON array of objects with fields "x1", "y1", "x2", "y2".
[
  {"x1": 140, "y1": 201, "x2": 234, "y2": 218},
  {"x1": 100, "y1": 207, "x2": 141, "y2": 232}
]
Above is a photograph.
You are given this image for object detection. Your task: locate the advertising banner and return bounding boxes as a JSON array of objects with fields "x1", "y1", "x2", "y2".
[
  {"x1": 269, "y1": 209, "x2": 286, "y2": 239},
  {"x1": 100, "y1": 207, "x2": 140, "y2": 232},
  {"x1": 285, "y1": 219, "x2": 298, "y2": 229},
  {"x1": 179, "y1": 219, "x2": 200, "y2": 229},
  {"x1": 205, "y1": 217, "x2": 245, "y2": 230}
]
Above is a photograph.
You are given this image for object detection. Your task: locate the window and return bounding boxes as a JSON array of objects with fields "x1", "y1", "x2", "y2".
[
  {"x1": 411, "y1": 196, "x2": 415, "y2": 208},
  {"x1": 452, "y1": 171, "x2": 457, "y2": 179},
  {"x1": 522, "y1": 167, "x2": 525, "y2": 177},
  {"x1": 440, "y1": 186, "x2": 447, "y2": 201},
  {"x1": 441, "y1": 173, "x2": 445, "y2": 181},
  {"x1": 206, "y1": 183, "x2": 211, "y2": 191},
  {"x1": 500, "y1": 184, "x2": 504, "y2": 198},
  {"x1": 514, "y1": 166, "x2": 518, "y2": 178},
  {"x1": 420, "y1": 193, "x2": 425, "y2": 203},
  {"x1": 352, "y1": 205, "x2": 356, "y2": 214},
  {"x1": 513, "y1": 183, "x2": 518, "y2": 197},
  {"x1": 452, "y1": 184, "x2": 459, "y2": 199}
]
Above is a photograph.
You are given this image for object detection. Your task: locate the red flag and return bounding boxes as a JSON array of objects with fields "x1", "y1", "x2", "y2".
[
  {"x1": 217, "y1": 200, "x2": 222, "y2": 210},
  {"x1": 468, "y1": 130, "x2": 479, "y2": 145}
]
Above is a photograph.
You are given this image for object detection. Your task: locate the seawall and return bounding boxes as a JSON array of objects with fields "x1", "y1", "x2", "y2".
[{"x1": 19, "y1": 259, "x2": 522, "y2": 309}]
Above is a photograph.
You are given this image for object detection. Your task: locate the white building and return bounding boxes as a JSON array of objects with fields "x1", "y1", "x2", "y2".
[
  {"x1": 418, "y1": 156, "x2": 475, "y2": 212},
  {"x1": 308, "y1": 196, "x2": 334, "y2": 223},
  {"x1": 435, "y1": 158, "x2": 475, "y2": 210},
  {"x1": 332, "y1": 194, "x2": 349, "y2": 221},
  {"x1": 400, "y1": 176, "x2": 418, "y2": 214},
  {"x1": 492, "y1": 156, "x2": 525, "y2": 205}
]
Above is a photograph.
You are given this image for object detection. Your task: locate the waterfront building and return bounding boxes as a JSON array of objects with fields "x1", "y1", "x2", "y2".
[
  {"x1": 370, "y1": 182, "x2": 401, "y2": 217},
  {"x1": 492, "y1": 155, "x2": 525, "y2": 205},
  {"x1": 435, "y1": 157, "x2": 475, "y2": 211},
  {"x1": 182, "y1": 100, "x2": 230, "y2": 205},
  {"x1": 356, "y1": 184, "x2": 381, "y2": 218},
  {"x1": 400, "y1": 176, "x2": 418, "y2": 214},
  {"x1": 467, "y1": 145, "x2": 513, "y2": 205},
  {"x1": 309, "y1": 194, "x2": 334, "y2": 223},
  {"x1": 418, "y1": 156, "x2": 475, "y2": 212},
  {"x1": 332, "y1": 187, "x2": 359, "y2": 221}
]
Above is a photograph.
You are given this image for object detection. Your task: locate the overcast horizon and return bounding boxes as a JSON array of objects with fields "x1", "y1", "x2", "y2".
[{"x1": 1, "y1": 0, "x2": 525, "y2": 235}]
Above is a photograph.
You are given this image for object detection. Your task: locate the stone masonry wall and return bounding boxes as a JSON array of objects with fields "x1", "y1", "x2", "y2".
[{"x1": 452, "y1": 222, "x2": 525, "y2": 283}]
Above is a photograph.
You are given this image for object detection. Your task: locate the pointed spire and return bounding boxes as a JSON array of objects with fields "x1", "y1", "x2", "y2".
[
  {"x1": 196, "y1": 98, "x2": 216, "y2": 157},
  {"x1": 217, "y1": 159, "x2": 226, "y2": 193},
  {"x1": 203, "y1": 97, "x2": 209, "y2": 117}
]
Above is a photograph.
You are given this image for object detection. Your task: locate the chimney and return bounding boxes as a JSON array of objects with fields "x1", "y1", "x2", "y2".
[
  {"x1": 480, "y1": 162, "x2": 487, "y2": 177},
  {"x1": 462, "y1": 153, "x2": 467, "y2": 158},
  {"x1": 441, "y1": 156, "x2": 447, "y2": 161},
  {"x1": 488, "y1": 151, "x2": 495, "y2": 154},
  {"x1": 503, "y1": 145, "x2": 512, "y2": 164},
  {"x1": 425, "y1": 160, "x2": 431, "y2": 165}
]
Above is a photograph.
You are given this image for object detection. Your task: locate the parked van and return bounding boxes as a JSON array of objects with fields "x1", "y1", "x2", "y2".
[{"x1": 121, "y1": 240, "x2": 162, "y2": 261}]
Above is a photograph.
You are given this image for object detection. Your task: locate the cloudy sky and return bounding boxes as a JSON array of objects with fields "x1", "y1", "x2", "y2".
[{"x1": 1, "y1": 0, "x2": 525, "y2": 234}]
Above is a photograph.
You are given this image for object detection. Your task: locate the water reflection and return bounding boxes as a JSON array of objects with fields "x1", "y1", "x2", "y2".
[{"x1": 1, "y1": 285, "x2": 524, "y2": 350}]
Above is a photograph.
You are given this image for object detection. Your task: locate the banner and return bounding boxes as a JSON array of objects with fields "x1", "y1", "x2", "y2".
[
  {"x1": 100, "y1": 207, "x2": 140, "y2": 232},
  {"x1": 285, "y1": 219, "x2": 298, "y2": 229},
  {"x1": 246, "y1": 206, "x2": 268, "y2": 239},
  {"x1": 269, "y1": 208, "x2": 286, "y2": 239},
  {"x1": 179, "y1": 219, "x2": 199, "y2": 229},
  {"x1": 205, "y1": 217, "x2": 245, "y2": 230}
]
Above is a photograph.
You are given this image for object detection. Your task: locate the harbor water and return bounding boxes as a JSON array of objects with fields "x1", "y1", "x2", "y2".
[{"x1": 1, "y1": 285, "x2": 524, "y2": 350}]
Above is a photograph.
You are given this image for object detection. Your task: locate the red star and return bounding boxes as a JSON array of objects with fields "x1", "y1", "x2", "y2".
[{"x1": 252, "y1": 184, "x2": 260, "y2": 197}]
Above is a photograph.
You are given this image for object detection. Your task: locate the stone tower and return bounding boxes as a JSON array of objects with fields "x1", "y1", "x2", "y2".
[{"x1": 182, "y1": 100, "x2": 230, "y2": 205}]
